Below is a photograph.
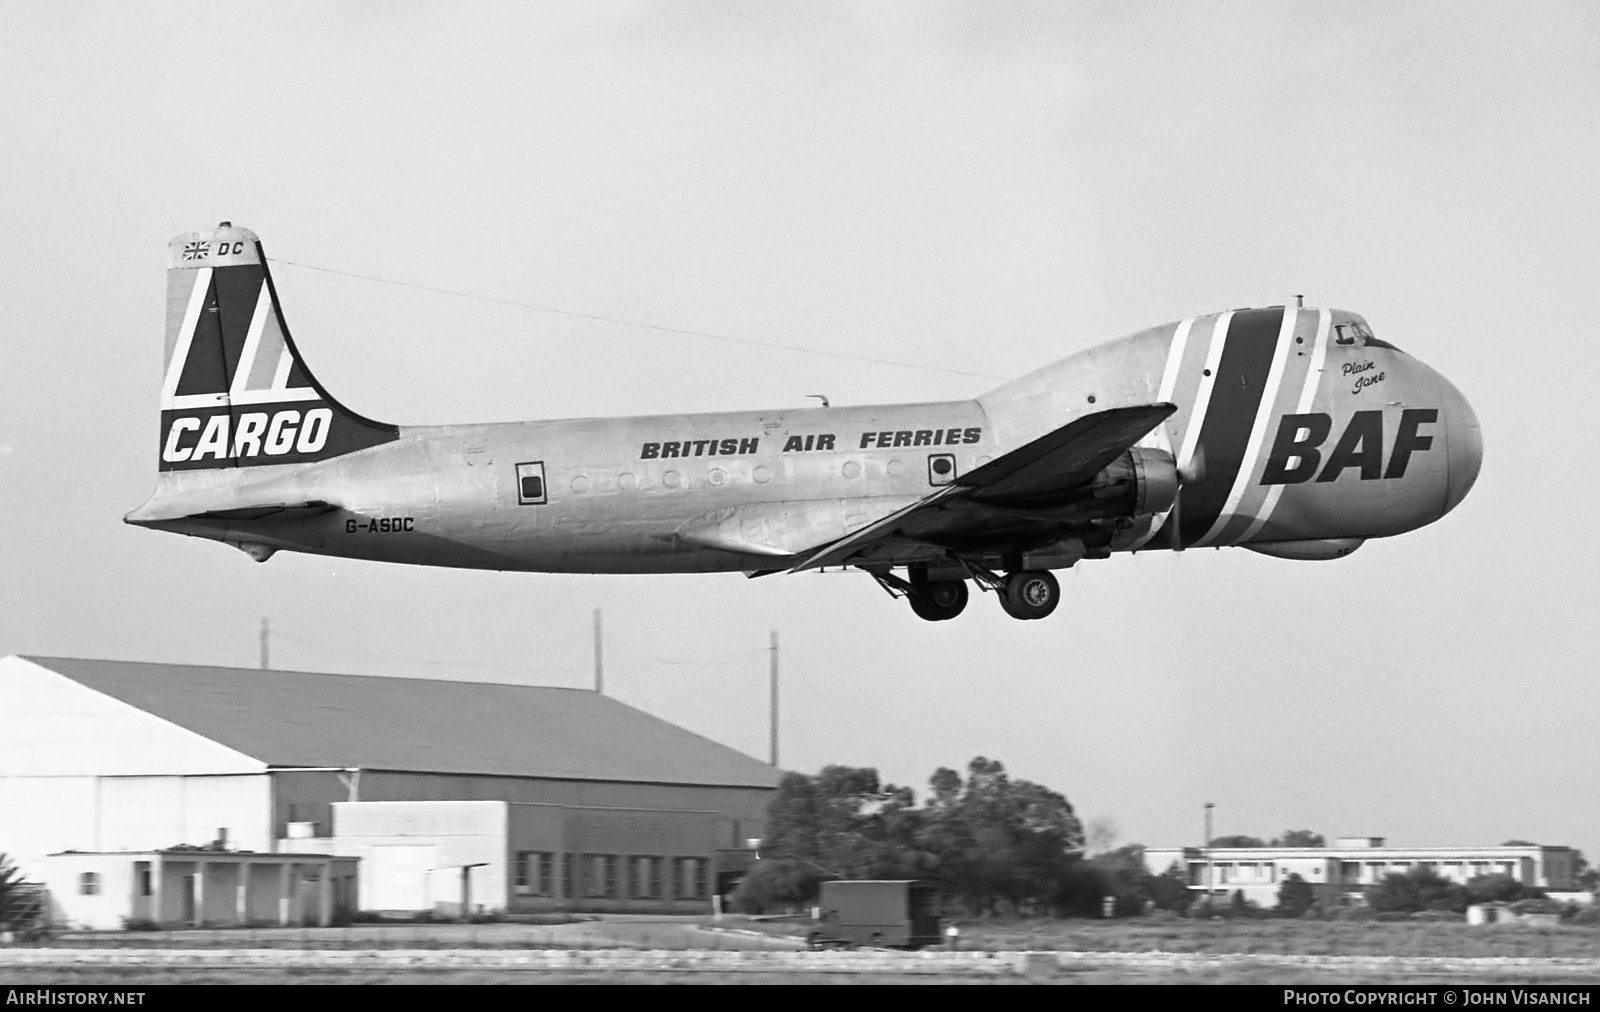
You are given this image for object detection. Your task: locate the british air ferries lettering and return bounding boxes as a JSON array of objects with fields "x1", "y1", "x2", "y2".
[
  {"x1": 640, "y1": 437, "x2": 760, "y2": 459},
  {"x1": 1260, "y1": 409, "x2": 1436, "y2": 485},
  {"x1": 782, "y1": 433, "x2": 836, "y2": 452},
  {"x1": 859, "y1": 427, "x2": 982, "y2": 449},
  {"x1": 639, "y1": 426, "x2": 984, "y2": 458}
]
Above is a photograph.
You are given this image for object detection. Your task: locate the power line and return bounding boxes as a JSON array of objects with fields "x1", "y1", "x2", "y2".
[
  {"x1": 267, "y1": 257, "x2": 1003, "y2": 380},
  {"x1": 270, "y1": 629, "x2": 585, "y2": 678}
]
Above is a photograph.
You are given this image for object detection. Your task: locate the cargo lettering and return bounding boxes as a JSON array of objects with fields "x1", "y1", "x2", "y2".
[
  {"x1": 859, "y1": 427, "x2": 981, "y2": 449},
  {"x1": 640, "y1": 436, "x2": 759, "y2": 459},
  {"x1": 162, "y1": 407, "x2": 333, "y2": 463},
  {"x1": 1259, "y1": 409, "x2": 1438, "y2": 485}
]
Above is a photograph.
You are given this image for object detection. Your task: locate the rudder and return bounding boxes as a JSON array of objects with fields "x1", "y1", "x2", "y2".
[{"x1": 158, "y1": 222, "x2": 398, "y2": 471}]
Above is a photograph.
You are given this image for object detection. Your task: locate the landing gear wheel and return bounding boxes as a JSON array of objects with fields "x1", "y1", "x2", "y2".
[
  {"x1": 908, "y1": 579, "x2": 969, "y2": 621},
  {"x1": 998, "y1": 570, "x2": 1060, "y2": 620}
]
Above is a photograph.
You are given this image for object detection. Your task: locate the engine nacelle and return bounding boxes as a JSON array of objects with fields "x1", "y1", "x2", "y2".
[
  {"x1": 1091, "y1": 446, "x2": 1179, "y2": 518},
  {"x1": 1243, "y1": 538, "x2": 1365, "y2": 561}
]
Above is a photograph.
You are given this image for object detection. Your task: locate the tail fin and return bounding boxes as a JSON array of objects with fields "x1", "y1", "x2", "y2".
[{"x1": 157, "y1": 222, "x2": 398, "y2": 471}]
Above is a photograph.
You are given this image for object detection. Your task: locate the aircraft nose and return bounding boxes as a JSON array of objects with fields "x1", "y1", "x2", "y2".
[{"x1": 1438, "y1": 372, "x2": 1482, "y2": 515}]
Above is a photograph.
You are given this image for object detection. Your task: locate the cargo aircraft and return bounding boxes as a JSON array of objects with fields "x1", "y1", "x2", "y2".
[{"x1": 127, "y1": 223, "x2": 1482, "y2": 621}]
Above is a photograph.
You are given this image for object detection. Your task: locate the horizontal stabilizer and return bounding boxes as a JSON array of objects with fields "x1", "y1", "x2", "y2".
[
  {"x1": 126, "y1": 499, "x2": 336, "y2": 526},
  {"x1": 187, "y1": 501, "x2": 337, "y2": 523}
]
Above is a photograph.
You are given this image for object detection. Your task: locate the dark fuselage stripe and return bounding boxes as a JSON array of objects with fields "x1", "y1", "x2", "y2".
[{"x1": 1177, "y1": 308, "x2": 1284, "y2": 547}]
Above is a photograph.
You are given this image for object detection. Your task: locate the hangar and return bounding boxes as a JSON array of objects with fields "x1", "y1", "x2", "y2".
[{"x1": 0, "y1": 655, "x2": 780, "y2": 918}]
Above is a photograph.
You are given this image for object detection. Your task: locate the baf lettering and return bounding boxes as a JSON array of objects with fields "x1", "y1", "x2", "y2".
[{"x1": 1259, "y1": 409, "x2": 1438, "y2": 486}]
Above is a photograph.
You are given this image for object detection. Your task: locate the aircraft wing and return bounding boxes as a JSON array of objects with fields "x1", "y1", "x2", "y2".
[{"x1": 788, "y1": 403, "x2": 1175, "y2": 572}]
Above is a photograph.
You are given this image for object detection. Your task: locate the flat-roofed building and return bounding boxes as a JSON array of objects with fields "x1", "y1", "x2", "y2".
[
  {"x1": 1143, "y1": 837, "x2": 1579, "y2": 909},
  {"x1": 40, "y1": 848, "x2": 358, "y2": 931},
  {"x1": 0, "y1": 655, "x2": 780, "y2": 916}
]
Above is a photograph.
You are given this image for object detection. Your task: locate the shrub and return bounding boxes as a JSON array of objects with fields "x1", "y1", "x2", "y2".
[
  {"x1": 1276, "y1": 873, "x2": 1315, "y2": 918},
  {"x1": 1334, "y1": 905, "x2": 1379, "y2": 921},
  {"x1": 1366, "y1": 868, "x2": 1468, "y2": 914},
  {"x1": 728, "y1": 860, "x2": 825, "y2": 914},
  {"x1": 1185, "y1": 895, "x2": 1267, "y2": 920},
  {"x1": 1409, "y1": 909, "x2": 1463, "y2": 922},
  {"x1": 1051, "y1": 860, "x2": 1112, "y2": 918},
  {"x1": 1147, "y1": 864, "x2": 1195, "y2": 913},
  {"x1": 1466, "y1": 874, "x2": 1540, "y2": 905}
]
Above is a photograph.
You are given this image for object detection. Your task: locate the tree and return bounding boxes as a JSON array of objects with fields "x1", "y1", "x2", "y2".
[
  {"x1": 0, "y1": 854, "x2": 32, "y2": 929},
  {"x1": 919, "y1": 757, "x2": 1087, "y2": 916},
  {"x1": 731, "y1": 765, "x2": 927, "y2": 912},
  {"x1": 1276, "y1": 872, "x2": 1316, "y2": 917},
  {"x1": 1366, "y1": 867, "x2": 1468, "y2": 913},
  {"x1": 1088, "y1": 843, "x2": 1152, "y2": 917},
  {"x1": 1272, "y1": 830, "x2": 1326, "y2": 848},
  {"x1": 734, "y1": 757, "x2": 1089, "y2": 917},
  {"x1": 1209, "y1": 835, "x2": 1266, "y2": 848}
]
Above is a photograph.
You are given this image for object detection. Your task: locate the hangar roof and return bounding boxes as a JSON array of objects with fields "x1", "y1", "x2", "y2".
[{"x1": 23, "y1": 656, "x2": 780, "y2": 789}]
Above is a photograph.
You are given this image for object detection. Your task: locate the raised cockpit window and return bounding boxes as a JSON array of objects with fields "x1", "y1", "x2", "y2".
[
  {"x1": 1333, "y1": 319, "x2": 1402, "y2": 352},
  {"x1": 1333, "y1": 321, "x2": 1373, "y2": 345}
]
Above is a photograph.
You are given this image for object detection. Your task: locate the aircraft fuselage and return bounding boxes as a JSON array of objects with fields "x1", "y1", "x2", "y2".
[{"x1": 135, "y1": 306, "x2": 1480, "y2": 575}]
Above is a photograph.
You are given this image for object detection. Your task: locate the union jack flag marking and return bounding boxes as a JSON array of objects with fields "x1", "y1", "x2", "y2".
[{"x1": 182, "y1": 241, "x2": 210, "y2": 260}]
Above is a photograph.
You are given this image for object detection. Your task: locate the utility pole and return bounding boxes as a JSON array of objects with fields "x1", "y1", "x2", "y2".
[
  {"x1": 593, "y1": 608, "x2": 603, "y2": 694},
  {"x1": 259, "y1": 617, "x2": 269, "y2": 670},
  {"x1": 1204, "y1": 801, "x2": 1215, "y2": 905},
  {"x1": 769, "y1": 631, "x2": 779, "y2": 767}
]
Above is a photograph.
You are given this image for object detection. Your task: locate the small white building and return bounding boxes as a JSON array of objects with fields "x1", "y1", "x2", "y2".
[
  {"x1": 40, "y1": 849, "x2": 358, "y2": 931},
  {"x1": 1143, "y1": 836, "x2": 1579, "y2": 909}
]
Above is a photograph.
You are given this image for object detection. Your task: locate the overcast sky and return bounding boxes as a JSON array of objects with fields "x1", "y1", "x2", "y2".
[{"x1": 3, "y1": 1, "x2": 1597, "y2": 859}]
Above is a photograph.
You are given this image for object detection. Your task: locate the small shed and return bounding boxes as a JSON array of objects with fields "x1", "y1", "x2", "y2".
[{"x1": 811, "y1": 880, "x2": 943, "y2": 949}]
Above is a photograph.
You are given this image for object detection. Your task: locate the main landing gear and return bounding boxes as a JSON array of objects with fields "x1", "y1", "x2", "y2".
[
  {"x1": 908, "y1": 578, "x2": 969, "y2": 622},
  {"x1": 996, "y1": 570, "x2": 1059, "y2": 621},
  {"x1": 872, "y1": 567, "x2": 1062, "y2": 622}
]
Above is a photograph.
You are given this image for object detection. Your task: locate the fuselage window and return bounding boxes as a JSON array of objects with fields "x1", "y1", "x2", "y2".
[{"x1": 516, "y1": 461, "x2": 548, "y2": 505}]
